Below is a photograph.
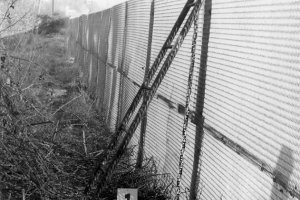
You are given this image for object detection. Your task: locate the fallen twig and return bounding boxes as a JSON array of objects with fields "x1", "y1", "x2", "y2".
[
  {"x1": 0, "y1": 9, "x2": 31, "y2": 35},
  {"x1": 82, "y1": 130, "x2": 87, "y2": 156},
  {"x1": 9, "y1": 55, "x2": 38, "y2": 66},
  {"x1": 50, "y1": 94, "x2": 83, "y2": 118},
  {"x1": 28, "y1": 121, "x2": 53, "y2": 127},
  {"x1": 22, "y1": 189, "x2": 25, "y2": 200}
]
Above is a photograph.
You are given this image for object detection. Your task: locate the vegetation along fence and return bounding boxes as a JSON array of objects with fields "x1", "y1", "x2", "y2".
[
  {"x1": 66, "y1": 0, "x2": 300, "y2": 199},
  {"x1": 0, "y1": 0, "x2": 39, "y2": 37}
]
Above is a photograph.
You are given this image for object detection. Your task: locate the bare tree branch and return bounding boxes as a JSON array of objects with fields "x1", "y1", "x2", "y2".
[
  {"x1": 0, "y1": 0, "x2": 19, "y2": 28},
  {"x1": 50, "y1": 95, "x2": 83, "y2": 118},
  {"x1": 0, "y1": 10, "x2": 31, "y2": 35}
]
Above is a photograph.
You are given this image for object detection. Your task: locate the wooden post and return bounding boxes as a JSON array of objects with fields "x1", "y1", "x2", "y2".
[
  {"x1": 189, "y1": 0, "x2": 211, "y2": 199},
  {"x1": 136, "y1": 0, "x2": 155, "y2": 169}
]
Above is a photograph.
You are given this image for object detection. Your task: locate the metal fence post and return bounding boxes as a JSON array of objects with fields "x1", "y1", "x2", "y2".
[
  {"x1": 78, "y1": 16, "x2": 84, "y2": 77},
  {"x1": 116, "y1": 2, "x2": 129, "y2": 129},
  {"x1": 136, "y1": 0, "x2": 155, "y2": 169},
  {"x1": 99, "y1": 11, "x2": 112, "y2": 113},
  {"x1": 189, "y1": 0, "x2": 211, "y2": 199},
  {"x1": 87, "y1": 15, "x2": 94, "y2": 92},
  {"x1": 107, "y1": 9, "x2": 121, "y2": 127}
]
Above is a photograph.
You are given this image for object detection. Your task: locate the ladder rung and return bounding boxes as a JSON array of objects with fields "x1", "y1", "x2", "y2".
[
  {"x1": 164, "y1": 45, "x2": 173, "y2": 49},
  {"x1": 140, "y1": 84, "x2": 152, "y2": 91},
  {"x1": 188, "y1": 1, "x2": 196, "y2": 7},
  {"x1": 118, "y1": 124, "x2": 127, "y2": 132}
]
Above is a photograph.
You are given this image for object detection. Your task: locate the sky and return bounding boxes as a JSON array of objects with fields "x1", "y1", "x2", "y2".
[{"x1": 40, "y1": 0, "x2": 128, "y2": 17}]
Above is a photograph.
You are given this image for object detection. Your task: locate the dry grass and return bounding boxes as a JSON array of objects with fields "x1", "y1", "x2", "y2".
[{"x1": 0, "y1": 18, "x2": 175, "y2": 199}]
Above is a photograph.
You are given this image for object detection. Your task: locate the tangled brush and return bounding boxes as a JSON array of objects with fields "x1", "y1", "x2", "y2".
[
  {"x1": 0, "y1": 29, "x2": 174, "y2": 199},
  {"x1": 0, "y1": 78, "x2": 109, "y2": 199},
  {"x1": 0, "y1": 75, "x2": 174, "y2": 200}
]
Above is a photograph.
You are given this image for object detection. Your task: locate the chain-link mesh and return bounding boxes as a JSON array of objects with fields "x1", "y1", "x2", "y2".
[
  {"x1": 192, "y1": 1, "x2": 300, "y2": 200},
  {"x1": 66, "y1": 0, "x2": 300, "y2": 199}
]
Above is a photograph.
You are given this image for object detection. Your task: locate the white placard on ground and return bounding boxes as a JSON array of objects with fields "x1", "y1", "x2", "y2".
[{"x1": 117, "y1": 188, "x2": 138, "y2": 200}]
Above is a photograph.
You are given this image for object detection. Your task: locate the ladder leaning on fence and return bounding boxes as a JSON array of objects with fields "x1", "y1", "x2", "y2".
[{"x1": 84, "y1": 0, "x2": 204, "y2": 198}]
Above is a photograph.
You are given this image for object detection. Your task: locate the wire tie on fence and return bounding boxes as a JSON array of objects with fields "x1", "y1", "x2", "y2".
[
  {"x1": 188, "y1": 2, "x2": 196, "y2": 7},
  {"x1": 164, "y1": 45, "x2": 173, "y2": 49},
  {"x1": 140, "y1": 84, "x2": 152, "y2": 91},
  {"x1": 290, "y1": 190, "x2": 295, "y2": 198},
  {"x1": 118, "y1": 124, "x2": 126, "y2": 132},
  {"x1": 132, "y1": 81, "x2": 140, "y2": 87},
  {"x1": 290, "y1": 186, "x2": 297, "y2": 198},
  {"x1": 220, "y1": 136, "x2": 225, "y2": 144},
  {"x1": 194, "y1": 115, "x2": 204, "y2": 128},
  {"x1": 260, "y1": 163, "x2": 265, "y2": 172}
]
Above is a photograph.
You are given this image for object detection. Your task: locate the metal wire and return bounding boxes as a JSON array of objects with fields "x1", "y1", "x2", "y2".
[{"x1": 175, "y1": 1, "x2": 200, "y2": 199}]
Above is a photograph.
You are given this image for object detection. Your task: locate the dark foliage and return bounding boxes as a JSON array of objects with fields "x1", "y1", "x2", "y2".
[{"x1": 35, "y1": 15, "x2": 67, "y2": 35}]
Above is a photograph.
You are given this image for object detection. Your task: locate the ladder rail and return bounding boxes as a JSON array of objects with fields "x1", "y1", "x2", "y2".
[
  {"x1": 84, "y1": 0, "x2": 196, "y2": 195},
  {"x1": 94, "y1": 0, "x2": 203, "y2": 195},
  {"x1": 109, "y1": 0, "x2": 196, "y2": 150}
]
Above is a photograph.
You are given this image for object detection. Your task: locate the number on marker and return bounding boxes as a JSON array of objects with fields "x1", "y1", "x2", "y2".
[{"x1": 125, "y1": 193, "x2": 130, "y2": 200}]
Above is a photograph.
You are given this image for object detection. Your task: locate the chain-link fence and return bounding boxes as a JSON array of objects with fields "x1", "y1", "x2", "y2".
[{"x1": 66, "y1": 0, "x2": 300, "y2": 199}]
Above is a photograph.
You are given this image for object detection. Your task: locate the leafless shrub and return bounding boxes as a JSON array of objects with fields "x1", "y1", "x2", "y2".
[{"x1": 0, "y1": 5, "x2": 174, "y2": 199}]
